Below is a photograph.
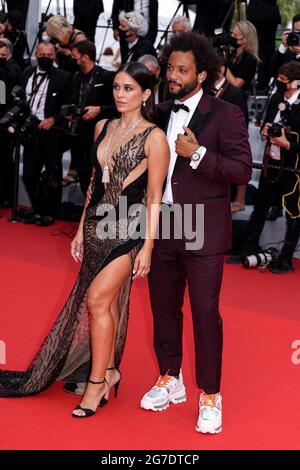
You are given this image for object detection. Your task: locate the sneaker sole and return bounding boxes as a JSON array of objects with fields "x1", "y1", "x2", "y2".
[
  {"x1": 195, "y1": 424, "x2": 222, "y2": 434},
  {"x1": 140, "y1": 393, "x2": 187, "y2": 412}
]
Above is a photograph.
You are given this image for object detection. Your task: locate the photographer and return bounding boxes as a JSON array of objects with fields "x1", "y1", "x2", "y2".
[
  {"x1": 269, "y1": 14, "x2": 300, "y2": 79},
  {"x1": 65, "y1": 39, "x2": 115, "y2": 195},
  {"x1": 46, "y1": 15, "x2": 86, "y2": 73},
  {"x1": 227, "y1": 61, "x2": 300, "y2": 273},
  {"x1": 21, "y1": 41, "x2": 72, "y2": 226},
  {"x1": 226, "y1": 20, "x2": 259, "y2": 95},
  {"x1": 0, "y1": 38, "x2": 21, "y2": 208}
]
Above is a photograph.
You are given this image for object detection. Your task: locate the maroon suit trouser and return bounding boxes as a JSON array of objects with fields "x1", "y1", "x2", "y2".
[{"x1": 148, "y1": 213, "x2": 224, "y2": 394}]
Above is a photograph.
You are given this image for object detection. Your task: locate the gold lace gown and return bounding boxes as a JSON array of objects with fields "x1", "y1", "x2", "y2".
[{"x1": 0, "y1": 120, "x2": 156, "y2": 396}]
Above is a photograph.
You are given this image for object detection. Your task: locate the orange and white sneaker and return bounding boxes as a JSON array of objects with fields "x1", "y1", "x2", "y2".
[
  {"x1": 140, "y1": 371, "x2": 187, "y2": 411},
  {"x1": 196, "y1": 391, "x2": 222, "y2": 434}
]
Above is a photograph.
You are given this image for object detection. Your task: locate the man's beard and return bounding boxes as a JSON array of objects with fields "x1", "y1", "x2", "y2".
[{"x1": 168, "y1": 77, "x2": 199, "y2": 99}]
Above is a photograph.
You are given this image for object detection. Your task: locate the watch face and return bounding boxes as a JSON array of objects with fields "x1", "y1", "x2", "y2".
[{"x1": 192, "y1": 152, "x2": 200, "y2": 161}]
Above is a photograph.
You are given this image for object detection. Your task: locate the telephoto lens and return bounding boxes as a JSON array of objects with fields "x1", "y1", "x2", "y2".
[{"x1": 243, "y1": 248, "x2": 278, "y2": 268}]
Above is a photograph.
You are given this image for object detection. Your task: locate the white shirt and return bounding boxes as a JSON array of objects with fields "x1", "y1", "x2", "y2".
[
  {"x1": 269, "y1": 89, "x2": 300, "y2": 160},
  {"x1": 26, "y1": 67, "x2": 49, "y2": 121},
  {"x1": 162, "y1": 88, "x2": 204, "y2": 204}
]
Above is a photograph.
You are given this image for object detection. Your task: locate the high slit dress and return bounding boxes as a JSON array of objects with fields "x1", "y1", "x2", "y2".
[{"x1": 0, "y1": 120, "x2": 156, "y2": 397}]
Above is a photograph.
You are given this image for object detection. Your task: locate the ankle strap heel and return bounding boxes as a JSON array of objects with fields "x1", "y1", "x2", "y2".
[{"x1": 88, "y1": 378, "x2": 108, "y2": 385}]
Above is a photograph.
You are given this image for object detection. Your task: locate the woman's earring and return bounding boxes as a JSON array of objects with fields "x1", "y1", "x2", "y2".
[{"x1": 143, "y1": 101, "x2": 146, "y2": 107}]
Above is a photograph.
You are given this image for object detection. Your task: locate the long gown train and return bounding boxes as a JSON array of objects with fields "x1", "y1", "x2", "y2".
[{"x1": 0, "y1": 121, "x2": 155, "y2": 397}]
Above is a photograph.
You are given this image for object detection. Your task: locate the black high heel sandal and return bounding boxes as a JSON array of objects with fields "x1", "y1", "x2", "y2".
[
  {"x1": 99, "y1": 367, "x2": 122, "y2": 408},
  {"x1": 72, "y1": 378, "x2": 108, "y2": 418}
]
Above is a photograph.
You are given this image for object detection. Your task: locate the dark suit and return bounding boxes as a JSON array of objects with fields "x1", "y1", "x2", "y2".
[
  {"x1": 22, "y1": 66, "x2": 72, "y2": 217},
  {"x1": 73, "y1": 0, "x2": 104, "y2": 43},
  {"x1": 193, "y1": 0, "x2": 234, "y2": 37},
  {"x1": 149, "y1": 93, "x2": 252, "y2": 393},
  {"x1": 270, "y1": 49, "x2": 300, "y2": 80},
  {"x1": 248, "y1": 0, "x2": 281, "y2": 88},
  {"x1": 6, "y1": 1, "x2": 29, "y2": 29},
  {"x1": 124, "y1": 38, "x2": 156, "y2": 63}
]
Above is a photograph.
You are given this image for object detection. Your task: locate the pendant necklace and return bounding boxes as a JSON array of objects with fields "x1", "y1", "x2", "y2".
[{"x1": 102, "y1": 116, "x2": 144, "y2": 184}]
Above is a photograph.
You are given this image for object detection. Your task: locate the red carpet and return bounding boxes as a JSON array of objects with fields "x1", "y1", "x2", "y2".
[{"x1": 1, "y1": 209, "x2": 300, "y2": 450}]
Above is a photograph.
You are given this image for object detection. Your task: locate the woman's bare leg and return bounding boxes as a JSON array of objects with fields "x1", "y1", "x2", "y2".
[{"x1": 72, "y1": 255, "x2": 131, "y2": 416}]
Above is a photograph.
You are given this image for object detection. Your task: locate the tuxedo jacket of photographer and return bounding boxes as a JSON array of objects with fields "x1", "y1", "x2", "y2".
[
  {"x1": 270, "y1": 48, "x2": 300, "y2": 79},
  {"x1": 156, "y1": 92, "x2": 252, "y2": 255},
  {"x1": 22, "y1": 65, "x2": 72, "y2": 127},
  {"x1": 69, "y1": 64, "x2": 116, "y2": 141},
  {"x1": 264, "y1": 91, "x2": 300, "y2": 166}
]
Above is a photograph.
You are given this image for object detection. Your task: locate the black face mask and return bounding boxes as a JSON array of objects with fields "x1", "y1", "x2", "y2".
[
  {"x1": 37, "y1": 57, "x2": 53, "y2": 72},
  {"x1": 118, "y1": 29, "x2": 129, "y2": 42},
  {"x1": 276, "y1": 80, "x2": 288, "y2": 94},
  {"x1": 227, "y1": 35, "x2": 239, "y2": 49},
  {"x1": 0, "y1": 57, "x2": 7, "y2": 69}
]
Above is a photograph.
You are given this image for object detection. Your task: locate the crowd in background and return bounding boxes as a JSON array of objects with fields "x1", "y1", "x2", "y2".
[{"x1": 0, "y1": 0, "x2": 299, "y2": 272}]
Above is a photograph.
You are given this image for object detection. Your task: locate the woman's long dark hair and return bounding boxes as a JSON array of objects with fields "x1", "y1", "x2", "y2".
[{"x1": 116, "y1": 62, "x2": 156, "y2": 123}]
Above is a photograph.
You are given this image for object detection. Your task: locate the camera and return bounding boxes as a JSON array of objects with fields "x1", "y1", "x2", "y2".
[
  {"x1": 267, "y1": 101, "x2": 292, "y2": 139},
  {"x1": 213, "y1": 28, "x2": 238, "y2": 66},
  {"x1": 0, "y1": 86, "x2": 40, "y2": 140},
  {"x1": 243, "y1": 248, "x2": 278, "y2": 268},
  {"x1": 267, "y1": 122, "x2": 286, "y2": 138},
  {"x1": 287, "y1": 30, "x2": 300, "y2": 47},
  {"x1": 60, "y1": 104, "x2": 87, "y2": 136}
]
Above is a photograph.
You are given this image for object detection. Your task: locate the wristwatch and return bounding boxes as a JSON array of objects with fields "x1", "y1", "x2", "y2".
[
  {"x1": 190, "y1": 147, "x2": 207, "y2": 169},
  {"x1": 191, "y1": 151, "x2": 200, "y2": 162}
]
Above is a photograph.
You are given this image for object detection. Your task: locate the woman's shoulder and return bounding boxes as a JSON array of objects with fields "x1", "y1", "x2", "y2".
[
  {"x1": 144, "y1": 125, "x2": 169, "y2": 156},
  {"x1": 145, "y1": 125, "x2": 166, "y2": 141}
]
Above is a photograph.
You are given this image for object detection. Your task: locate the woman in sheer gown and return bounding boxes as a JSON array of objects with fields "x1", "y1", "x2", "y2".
[{"x1": 0, "y1": 62, "x2": 170, "y2": 418}]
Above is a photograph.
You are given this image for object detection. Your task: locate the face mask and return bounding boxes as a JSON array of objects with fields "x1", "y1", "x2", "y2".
[
  {"x1": 37, "y1": 57, "x2": 53, "y2": 72},
  {"x1": 118, "y1": 29, "x2": 129, "y2": 42},
  {"x1": 0, "y1": 57, "x2": 7, "y2": 68},
  {"x1": 227, "y1": 35, "x2": 239, "y2": 49},
  {"x1": 276, "y1": 80, "x2": 288, "y2": 94}
]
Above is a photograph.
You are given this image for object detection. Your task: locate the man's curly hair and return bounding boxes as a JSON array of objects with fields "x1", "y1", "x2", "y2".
[{"x1": 164, "y1": 32, "x2": 221, "y2": 92}]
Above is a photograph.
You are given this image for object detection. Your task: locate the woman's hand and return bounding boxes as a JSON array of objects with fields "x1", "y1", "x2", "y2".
[
  {"x1": 132, "y1": 246, "x2": 152, "y2": 280},
  {"x1": 71, "y1": 230, "x2": 84, "y2": 262}
]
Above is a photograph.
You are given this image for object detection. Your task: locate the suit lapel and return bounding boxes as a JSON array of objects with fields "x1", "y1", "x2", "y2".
[
  {"x1": 174, "y1": 93, "x2": 214, "y2": 172},
  {"x1": 157, "y1": 101, "x2": 172, "y2": 133},
  {"x1": 186, "y1": 93, "x2": 214, "y2": 136}
]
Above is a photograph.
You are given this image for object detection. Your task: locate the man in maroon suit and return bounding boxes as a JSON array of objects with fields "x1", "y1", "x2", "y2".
[{"x1": 140, "y1": 32, "x2": 252, "y2": 434}]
